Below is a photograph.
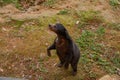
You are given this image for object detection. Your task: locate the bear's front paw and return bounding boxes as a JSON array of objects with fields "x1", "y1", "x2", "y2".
[{"x1": 57, "y1": 63, "x2": 63, "y2": 67}]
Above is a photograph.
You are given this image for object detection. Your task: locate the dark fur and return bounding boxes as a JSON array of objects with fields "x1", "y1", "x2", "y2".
[{"x1": 47, "y1": 23, "x2": 80, "y2": 75}]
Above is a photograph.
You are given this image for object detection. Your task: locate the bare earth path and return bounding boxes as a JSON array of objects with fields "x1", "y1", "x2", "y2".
[{"x1": 0, "y1": 0, "x2": 120, "y2": 23}]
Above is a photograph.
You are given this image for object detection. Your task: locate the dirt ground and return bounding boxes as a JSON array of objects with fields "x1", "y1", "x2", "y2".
[
  {"x1": 0, "y1": 0, "x2": 120, "y2": 80},
  {"x1": 0, "y1": 0, "x2": 120, "y2": 23}
]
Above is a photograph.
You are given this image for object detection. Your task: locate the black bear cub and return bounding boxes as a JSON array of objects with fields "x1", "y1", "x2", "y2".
[{"x1": 47, "y1": 23, "x2": 80, "y2": 76}]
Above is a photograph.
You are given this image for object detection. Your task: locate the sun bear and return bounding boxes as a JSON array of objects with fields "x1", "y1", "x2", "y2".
[{"x1": 47, "y1": 23, "x2": 80, "y2": 75}]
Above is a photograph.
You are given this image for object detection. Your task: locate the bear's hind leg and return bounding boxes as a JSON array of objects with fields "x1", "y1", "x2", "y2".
[{"x1": 71, "y1": 63, "x2": 77, "y2": 76}]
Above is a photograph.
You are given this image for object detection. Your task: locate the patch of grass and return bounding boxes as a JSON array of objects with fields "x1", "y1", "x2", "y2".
[
  {"x1": 11, "y1": 19, "x2": 40, "y2": 29},
  {"x1": 76, "y1": 28, "x2": 118, "y2": 78},
  {"x1": 13, "y1": 20, "x2": 25, "y2": 29},
  {"x1": 76, "y1": 30, "x2": 96, "y2": 50},
  {"x1": 1, "y1": 0, "x2": 21, "y2": 8},
  {"x1": 38, "y1": 58, "x2": 48, "y2": 73},
  {"x1": 75, "y1": 10, "x2": 104, "y2": 24},
  {"x1": 39, "y1": 76, "x2": 44, "y2": 80},
  {"x1": 9, "y1": 29, "x2": 25, "y2": 38},
  {"x1": 110, "y1": 51, "x2": 120, "y2": 69},
  {"x1": 38, "y1": 15, "x2": 75, "y2": 27},
  {"x1": 57, "y1": 9, "x2": 70, "y2": 15},
  {"x1": 76, "y1": 28, "x2": 105, "y2": 52},
  {"x1": 77, "y1": 30, "x2": 104, "y2": 61},
  {"x1": 74, "y1": 10, "x2": 105, "y2": 29},
  {"x1": 43, "y1": 0, "x2": 57, "y2": 7},
  {"x1": 0, "y1": 39, "x2": 7, "y2": 47},
  {"x1": 109, "y1": 0, "x2": 120, "y2": 9},
  {"x1": 77, "y1": 22, "x2": 89, "y2": 29},
  {"x1": 29, "y1": 62, "x2": 37, "y2": 71},
  {"x1": 107, "y1": 23, "x2": 120, "y2": 31},
  {"x1": 27, "y1": 58, "x2": 48, "y2": 73},
  {"x1": 8, "y1": 19, "x2": 44, "y2": 37},
  {"x1": 96, "y1": 26, "x2": 105, "y2": 36}
]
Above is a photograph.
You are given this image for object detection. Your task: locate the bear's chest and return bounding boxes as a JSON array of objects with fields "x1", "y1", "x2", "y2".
[{"x1": 55, "y1": 38, "x2": 69, "y2": 56}]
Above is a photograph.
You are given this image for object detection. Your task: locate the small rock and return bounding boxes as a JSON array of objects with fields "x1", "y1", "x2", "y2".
[
  {"x1": 117, "y1": 68, "x2": 120, "y2": 76},
  {"x1": 76, "y1": 21, "x2": 80, "y2": 25},
  {"x1": 2, "y1": 27, "x2": 7, "y2": 31},
  {"x1": 99, "y1": 75, "x2": 120, "y2": 80},
  {"x1": 13, "y1": 46, "x2": 16, "y2": 48},
  {"x1": 0, "y1": 68, "x2": 4, "y2": 72},
  {"x1": 45, "y1": 43, "x2": 48, "y2": 46},
  {"x1": 53, "y1": 63, "x2": 57, "y2": 67}
]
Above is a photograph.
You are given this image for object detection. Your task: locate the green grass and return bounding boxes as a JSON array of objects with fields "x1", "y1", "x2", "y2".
[
  {"x1": 107, "y1": 22, "x2": 120, "y2": 31},
  {"x1": 57, "y1": 9, "x2": 70, "y2": 15},
  {"x1": 0, "y1": 38, "x2": 7, "y2": 47},
  {"x1": 76, "y1": 27, "x2": 118, "y2": 76},
  {"x1": 109, "y1": 0, "x2": 120, "y2": 9},
  {"x1": 39, "y1": 76, "x2": 44, "y2": 80},
  {"x1": 75, "y1": 10, "x2": 104, "y2": 23},
  {"x1": 38, "y1": 15, "x2": 75, "y2": 27},
  {"x1": 1, "y1": 0, "x2": 21, "y2": 8},
  {"x1": 110, "y1": 52, "x2": 120, "y2": 68},
  {"x1": 38, "y1": 58, "x2": 48, "y2": 73},
  {"x1": 43, "y1": 0, "x2": 57, "y2": 7},
  {"x1": 96, "y1": 26, "x2": 105, "y2": 36},
  {"x1": 74, "y1": 10, "x2": 104, "y2": 29}
]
